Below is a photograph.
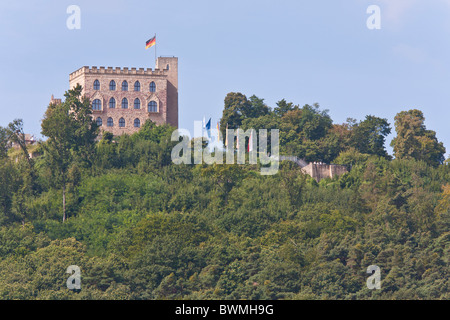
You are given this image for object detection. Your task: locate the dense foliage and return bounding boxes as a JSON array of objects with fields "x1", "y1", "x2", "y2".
[{"x1": 0, "y1": 90, "x2": 448, "y2": 300}]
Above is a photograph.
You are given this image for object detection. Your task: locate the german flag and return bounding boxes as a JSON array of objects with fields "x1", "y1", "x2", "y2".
[{"x1": 145, "y1": 36, "x2": 156, "y2": 49}]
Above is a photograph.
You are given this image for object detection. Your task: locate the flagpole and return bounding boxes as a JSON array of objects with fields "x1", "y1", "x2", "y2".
[{"x1": 154, "y1": 33, "x2": 157, "y2": 67}]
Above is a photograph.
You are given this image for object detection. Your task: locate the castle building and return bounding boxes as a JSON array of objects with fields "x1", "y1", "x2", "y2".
[
  {"x1": 68, "y1": 56, "x2": 178, "y2": 135},
  {"x1": 279, "y1": 156, "x2": 349, "y2": 181},
  {"x1": 301, "y1": 162, "x2": 348, "y2": 182}
]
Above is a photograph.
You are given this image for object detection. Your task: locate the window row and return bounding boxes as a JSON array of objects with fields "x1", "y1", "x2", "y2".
[
  {"x1": 97, "y1": 117, "x2": 141, "y2": 128},
  {"x1": 92, "y1": 98, "x2": 158, "y2": 112},
  {"x1": 93, "y1": 80, "x2": 156, "y2": 92}
]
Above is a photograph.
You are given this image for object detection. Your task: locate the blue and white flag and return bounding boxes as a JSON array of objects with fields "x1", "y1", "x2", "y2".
[{"x1": 205, "y1": 118, "x2": 211, "y2": 139}]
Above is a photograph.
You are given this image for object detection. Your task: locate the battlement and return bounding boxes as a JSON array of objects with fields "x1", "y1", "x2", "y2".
[
  {"x1": 69, "y1": 66, "x2": 168, "y2": 81},
  {"x1": 302, "y1": 162, "x2": 348, "y2": 182},
  {"x1": 50, "y1": 94, "x2": 62, "y2": 105},
  {"x1": 281, "y1": 155, "x2": 349, "y2": 181},
  {"x1": 66, "y1": 56, "x2": 178, "y2": 132}
]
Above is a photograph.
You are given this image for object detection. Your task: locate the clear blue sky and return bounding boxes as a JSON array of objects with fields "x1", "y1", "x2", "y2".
[{"x1": 1, "y1": 0, "x2": 450, "y2": 158}]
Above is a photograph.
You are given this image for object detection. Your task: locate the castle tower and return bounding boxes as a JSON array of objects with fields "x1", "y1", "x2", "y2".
[
  {"x1": 68, "y1": 56, "x2": 178, "y2": 136},
  {"x1": 50, "y1": 94, "x2": 61, "y2": 105},
  {"x1": 156, "y1": 57, "x2": 178, "y2": 128}
]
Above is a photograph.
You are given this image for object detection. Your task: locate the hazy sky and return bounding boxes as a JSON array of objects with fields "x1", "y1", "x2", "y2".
[{"x1": 1, "y1": 0, "x2": 450, "y2": 157}]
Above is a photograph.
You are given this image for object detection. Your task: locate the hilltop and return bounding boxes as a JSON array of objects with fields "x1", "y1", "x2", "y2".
[{"x1": 0, "y1": 88, "x2": 448, "y2": 300}]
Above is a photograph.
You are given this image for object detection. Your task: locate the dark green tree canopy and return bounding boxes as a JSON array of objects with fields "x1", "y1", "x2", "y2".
[
  {"x1": 351, "y1": 115, "x2": 391, "y2": 158},
  {"x1": 391, "y1": 109, "x2": 445, "y2": 166},
  {"x1": 219, "y1": 93, "x2": 271, "y2": 133},
  {"x1": 1, "y1": 91, "x2": 449, "y2": 300},
  {"x1": 220, "y1": 93, "x2": 395, "y2": 163},
  {"x1": 41, "y1": 84, "x2": 99, "y2": 221},
  {"x1": 273, "y1": 99, "x2": 298, "y2": 117}
]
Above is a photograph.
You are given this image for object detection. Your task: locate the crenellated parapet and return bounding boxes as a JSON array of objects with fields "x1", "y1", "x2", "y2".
[
  {"x1": 281, "y1": 155, "x2": 349, "y2": 181},
  {"x1": 301, "y1": 162, "x2": 349, "y2": 182},
  {"x1": 66, "y1": 56, "x2": 178, "y2": 135},
  {"x1": 69, "y1": 66, "x2": 168, "y2": 81}
]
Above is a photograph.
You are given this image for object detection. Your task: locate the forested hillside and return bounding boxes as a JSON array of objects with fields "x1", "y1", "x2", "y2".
[{"x1": 0, "y1": 88, "x2": 448, "y2": 299}]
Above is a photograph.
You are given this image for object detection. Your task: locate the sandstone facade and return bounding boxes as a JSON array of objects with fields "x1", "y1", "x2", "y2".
[
  {"x1": 301, "y1": 163, "x2": 348, "y2": 182},
  {"x1": 68, "y1": 57, "x2": 178, "y2": 136}
]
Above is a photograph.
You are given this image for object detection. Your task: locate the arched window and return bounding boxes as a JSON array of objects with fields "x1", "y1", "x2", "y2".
[
  {"x1": 121, "y1": 98, "x2": 128, "y2": 109},
  {"x1": 109, "y1": 97, "x2": 116, "y2": 108},
  {"x1": 93, "y1": 80, "x2": 100, "y2": 90},
  {"x1": 92, "y1": 99, "x2": 102, "y2": 110},
  {"x1": 119, "y1": 118, "x2": 125, "y2": 127},
  {"x1": 134, "y1": 118, "x2": 141, "y2": 128},
  {"x1": 96, "y1": 117, "x2": 103, "y2": 126},
  {"x1": 134, "y1": 81, "x2": 140, "y2": 92},
  {"x1": 109, "y1": 80, "x2": 116, "y2": 91},
  {"x1": 166, "y1": 64, "x2": 170, "y2": 70},
  {"x1": 148, "y1": 101, "x2": 158, "y2": 112},
  {"x1": 134, "y1": 98, "x2": 140, "y2": 109},
  {"x1": 122, "y1": 81, "x2": 128, "y2": 91},
  {"x1": 149, "y1": 81, "x2": 156, "y2": 92},
  {"x1": 107, "y1": 117, "x2": 114, "y2": 127}
]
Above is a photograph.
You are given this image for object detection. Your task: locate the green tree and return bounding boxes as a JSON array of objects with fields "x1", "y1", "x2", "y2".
[
  {"x1": 219, "y1": 93, "x2": 270, "y2": 134},
  {"x1": 200, "y1": 164, "x2": 245, "y2": 205},
  {"x1": 280, "y1": 161, "x2": 307, "y2": 207},
  {"x1": 6, "y1": 120, "x2": 33, "y2": 164},
  {"x1": 391, "y1": 109, "x2": 445, "y2": 166},
  {"x1": 0, "y1": 126, "x2": 10, "y2": 159},
  {"x1": 273, "y1": 99, "x2": 298, "y2": 117},
  {"x1": 298, "y1": 104, "x2": 332, "y2": 141},
  {"x1": 351, "y1": 115, "x2": 391, "y2": 158},
  {"x1": 41, "y1": 84, "x2": 98, "y2": 222},
  {"x1": 278, "y1": 104, "x2": 332, "y2": 161},
  {"x1": 41, "y1": 102, "x2": 74, "y2": 222},
  {"x1": 66, "y1": 87, "x2": 99, "y2": 168},
  {"x1": 247, "y1": 95, "x2": 270, "y2": 119},
  {"x1": 219, "y1": 92, "x2": 251, "y2": 132},
  {"x1": 0, "y1": 160, "x2": 18, "y2": 224},
  {"x1": 0, "y1": 120, "x2": 40, "y2": 224}
]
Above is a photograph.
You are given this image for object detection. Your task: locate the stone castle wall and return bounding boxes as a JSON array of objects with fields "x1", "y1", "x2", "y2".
[
  {"x1": 68, "y1": 57, "x2": 178, "y2": 136},
  {"x1": 301, "y1": 163, "x2": 348, "y2": 182},
  {"x1": 156, "y1": 57, "x2": 178, "y2": 129}
]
